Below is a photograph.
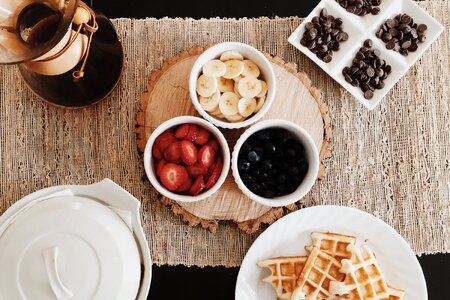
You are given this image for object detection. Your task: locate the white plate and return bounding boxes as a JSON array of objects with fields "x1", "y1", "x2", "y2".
[
  {"x1": 235, "y1": 205, "x2": 426, "y2": 300},
  {"x1": 288, "y1": 0, "x2": 444, "y2": 110}
]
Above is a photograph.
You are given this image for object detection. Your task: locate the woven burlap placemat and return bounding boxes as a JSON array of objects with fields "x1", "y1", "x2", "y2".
[{"x1": 0, "y1": 1, "x2": 448, "y2": 267}]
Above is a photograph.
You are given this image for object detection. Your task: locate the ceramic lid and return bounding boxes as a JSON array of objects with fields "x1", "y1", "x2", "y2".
[{"x1": 0, "y1": 195, "x2": 141, "y2": 300}]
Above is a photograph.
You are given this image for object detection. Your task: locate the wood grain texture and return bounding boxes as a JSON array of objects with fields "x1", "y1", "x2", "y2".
[{"x1": 136, "y1": 46, "x2": 332, "y2": 233}]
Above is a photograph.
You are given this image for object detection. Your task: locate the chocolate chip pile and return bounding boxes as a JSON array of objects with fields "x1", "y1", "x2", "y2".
[
  {"x1": 377, "y1": 14, "x2": 428, "y2": 56},
  {"x1": 300, "y1": 8, "x2": 349, "y2": 63},
  {"x1": 335, "y1": 0, "x2": 382, "y2": 16},
  {"x1": 342, "y1": 39, "x2": 392, "y2": 100}
]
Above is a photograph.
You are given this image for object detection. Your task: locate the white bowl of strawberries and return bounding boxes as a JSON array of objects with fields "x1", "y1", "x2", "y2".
[{"x1": 144, "y1": 116, "x2": 230, "y2": 203}]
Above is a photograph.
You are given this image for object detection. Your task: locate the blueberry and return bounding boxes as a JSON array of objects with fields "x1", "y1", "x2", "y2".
[
  {"x1": 249, "y1": 183, "x2": 262, "y2": 194},
  {"x1": 277, "y1": 173, "x2": 287, "y2": 183},
  {"x1": 279, "y1": 161, "x2": 289, "y2": 171},
  {"x1": 294, "y1": 143, "x2": 305, "y2": 155},
  {"x1": 276, "y1": 184, "x2": 287, "y2": 193},
  {"x1": 242, "y1": 142, "x2": 252, "y2": 153},
  {"x1": 240, "y1": 172, "x2": 252, "y2": 183},
  {"x1": 288, "y1": 166, "x2": 299, "y2": 176},
  {"x1": 262, "y1": 160, "x2": 273, "y2": 171},
  {"x1": 238, "y1": 160, "x2": 251, "y2": 172},
  {"x1": 266, "y1": 178, "x2": 276, "y2": 187},
  {"x1": 261, "y1": 172, "x2": 269, "y2": 180},
  {"x1": 263, "y1": 143, "x2": 277, "y2": 156},
  {"x1": 251, "y1": 169, "x2": 261, "y2": 178},
  {"x1": 263, "y1": 189, "x2": 276, "y2": 198},
  {"x1": 274, "y1": 129, "x2": 289, "y2": 142},
  {"x1": 270, "y1": 168, "x2": 279, "y2": 177},
  {"x1": 285, "y1": 148, "x2": 296, "y2": 159},
  {"x1": 274, "y1": 148, "x2": 284, "y2": 159},
  {"x1": 299, "y1": 161, "x2": 309, "y2": 174},
  {"x1": 254, "y1": 146, "x2": 264, "y2": 156},
  {"x1": 248, "y1": 151, "x2": 260, "y2": 163},
  {"x1": 286, "y1": 182, "x2": 298, "y2": 193},
  {"x1": 260, "y1": 181, "x2": 268, "y2": 190},
  {"x1": 293, "y1": 175, "x2": 304, "y2": 185},
  {"x1": 256, "y1": 130, "x2": 271, "y2": 142}
]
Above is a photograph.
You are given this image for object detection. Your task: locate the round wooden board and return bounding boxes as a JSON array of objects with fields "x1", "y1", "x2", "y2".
[{"x1": 136, "y1": 46, "x2": 332, "y2": 233}]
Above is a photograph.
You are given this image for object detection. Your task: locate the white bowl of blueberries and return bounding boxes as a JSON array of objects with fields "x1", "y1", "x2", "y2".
[{"x1": 232, "y1": 119, "x2": 320, "y2": 207}]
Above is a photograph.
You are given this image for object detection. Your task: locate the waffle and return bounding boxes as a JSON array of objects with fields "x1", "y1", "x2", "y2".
[
  {"x1": 305, "y1": 232, "x2": 357, "y2": 262},
  {"x1": 258, "y1": 256, "x2": 308, "y2": 300},
  {"x1": 329, "y1": 244, "x2": 390, "y2": 299},
  {"x1": 289, "y1": 247, "x2": 346, "y2": 300},
  {"x1": 386, "y1": 286, "x2": 405, "y2": 300}
]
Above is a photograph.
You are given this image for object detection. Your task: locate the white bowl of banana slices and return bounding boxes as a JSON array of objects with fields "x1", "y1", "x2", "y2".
[{"x1": 189, "y1": 42, "x2": 276, "y2": 129}]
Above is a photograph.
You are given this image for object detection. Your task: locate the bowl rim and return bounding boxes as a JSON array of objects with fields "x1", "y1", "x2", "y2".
[
  {"x1": 189, "y1": 42, "x2": 276, "y2": 129},
  {"x1": 231, "y1": 119, "x2": 320, "y2": 207},
  {"x1": 143, "y1": 116, "x2": 230, "y2": 203}
]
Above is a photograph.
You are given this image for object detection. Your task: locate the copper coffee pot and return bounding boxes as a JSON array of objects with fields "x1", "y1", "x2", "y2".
[{"x1": 0, "y1": 0, "x2": 123, "y2": 107}]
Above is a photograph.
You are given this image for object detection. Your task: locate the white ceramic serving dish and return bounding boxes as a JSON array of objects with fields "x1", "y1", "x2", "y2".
[
  {"x1": 0, "y1": 179, "x2": 152, "y2": 300},
  {"x1": 144, "y1": 116, "x2": 230, "y2": 203},
  {"x1": 189, "y1": 42, "x2": 276, "y2": 129},
  {"x1": 232, "y1": 119, "x2": 320, "y2": 207},
  {"x1": 235, "y1": 205, "x2": 427, "y2": 300},
  {"x1": 288, "y1": 0, "x2": 444, "y2": 110}
]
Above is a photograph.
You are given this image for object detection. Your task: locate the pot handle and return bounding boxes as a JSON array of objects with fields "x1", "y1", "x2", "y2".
[{"x1": 43, "y1": 247, "x2": 74, "y2": 300}]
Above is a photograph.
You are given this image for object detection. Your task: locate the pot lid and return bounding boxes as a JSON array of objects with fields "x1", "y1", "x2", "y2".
[{"x1": 0, "y1": 194, "x2": 141, "y2": 300}]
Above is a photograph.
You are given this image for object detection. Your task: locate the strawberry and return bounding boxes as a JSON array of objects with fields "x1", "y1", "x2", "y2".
[
  {"x1": 155, "y1": 132, "x2": 177, "y2": 152},
  {"x1": 206, "y1": 139, "x2": 219, "y2": 152},
  {"x1": 198, "y1": 145, "x2": 215, "y2": 168},
  {"x1": 193, "y1": 128, "x2": 210, "y2": 145},
  {"x1": 186, "y1": 125, "x2": 199, "y2": 142},
  {"x1": 205, "y1": 157, "x2": 223, "y2": 189},
  {"x1": 175, "y1": 177, "x2": 193, "y2": 193},
  {"x1": 160, "y1": 163, "x2": 188, "y2": 191},
  {"x1": 156, "y1": 159, "x2": 167, "y2": 177},
  {"x1": 180, "y1": 140, "x2": 198, "y2": 166},
  {"x1": 187, "y1": 163, "x2": 208, "y2": 178},
  {"x1": 164, "y1": 141, "x2": 181, "y2": 163},
  {"x1": 189, "y1": 175, "x2": 205, "y2": 196},
  {"x1": 152, "y1": 144, "x2": 163, "y2": 160},
  {"x1": 175, "y1": 124, "x2": 190, "y2": 139}
]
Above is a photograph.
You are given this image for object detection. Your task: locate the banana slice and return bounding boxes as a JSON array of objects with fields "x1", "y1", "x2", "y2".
[
  {"x1": 255, "y1": 95, "x2": 266, "y2": 113},
  {"x1": 218, "y1": 92, "x2": 239, "y2": 116},
  {"x1": 197, "y1": 75, "x2": 218, "y2": 97},
  {"x1": 257, "y1": 80, "x2": 267, "y2": 98},
  {"x1": 202, "y1": 59, "x2": 226, "y2": 78},
  {"x1": 225, "y1": 113, "x2": 244, "y2": 122},
  {"x1": 220, "y1": 50, "x2": 244, "y2": 61},
  {"x1": 218, "y1": 77, "x2": 234, "y2": 93},
  {"x1": 234, "y1": 82, "x2": 242, "y2": 98},
  {"x1": 210, "y1": 106, "x2": 222, "y2": 116},
  {"x1": 242, "y1": 60, "x2": 261, "y2": 77},
  {"x1": 238, "y1": 98, "x2": 257, "y2": 117},
  {"x1": 200, "y1": 90, "x2": 220, "y2": 112},
  {"x1": 233, "y1": 75, "x2": 245, "y2": 82},
  {"x1": 238, "y1": 77, "x2": 262, "y2": 99},
  {"x1": 223, "y1": 60, "x2": 244, "y2": 79},
  {"x1": 215, "y1": 113, "x2": 225, "y2": 119}
]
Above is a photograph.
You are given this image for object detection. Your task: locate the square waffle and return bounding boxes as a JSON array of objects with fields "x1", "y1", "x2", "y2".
[
  {"x1": 258, "y1": 256, "x2": 308, "y2": 300},
  {"x1": 329, "y1": 244, "x2": 390, "y2": 299},
  {"x1": 305, "y1": 232, "x2": 357, "y2": 262},
  {"x1": 289, "y1": 247, "x2": 346, "y2": 300},
  {"x1": 386, "y1": 286, "x2": 405, "y2": 300}
]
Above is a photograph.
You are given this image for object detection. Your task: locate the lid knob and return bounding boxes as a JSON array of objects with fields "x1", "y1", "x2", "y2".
[{"x1": 43, "y1": 247, "x2": 74, "y2": 300}]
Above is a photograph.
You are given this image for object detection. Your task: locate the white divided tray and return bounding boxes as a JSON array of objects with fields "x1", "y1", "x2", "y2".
[{"x1": 288, "y1": 0, "x2": 444, "y2": 110}]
